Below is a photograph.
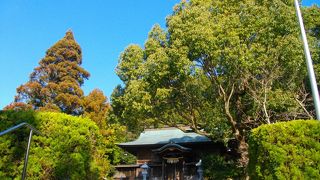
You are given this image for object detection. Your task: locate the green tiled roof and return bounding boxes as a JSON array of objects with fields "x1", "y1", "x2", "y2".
[{"x1": 118, "y1": 127, "x2": 211, "y2": 146}]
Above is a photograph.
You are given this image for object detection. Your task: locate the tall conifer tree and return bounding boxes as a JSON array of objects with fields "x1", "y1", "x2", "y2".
[{"x1": 9, "y1": 31, "x2": 90, "y2": 115}]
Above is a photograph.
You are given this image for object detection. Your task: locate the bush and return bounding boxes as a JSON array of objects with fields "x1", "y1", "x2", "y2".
[
  {"x1": 248, "y1": 120, "x2": 320, "y2": 179},
  {"x1": 0, "y1": 111, "x2": 111, "y2": 179},
  {"x1": 202, "y1": 154, "x2": 243, "y2": 179}
]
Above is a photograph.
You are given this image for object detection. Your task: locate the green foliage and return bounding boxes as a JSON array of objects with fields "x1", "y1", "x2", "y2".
[
  {"x1": 8, "y1": 31, "x2": 90, "y2": 115},
  {"x1": 0, "y1": 111, "x2": 111, "y2": 179},
  {"x1": 116, "y1": 44, "x2": 144, "y2": 84},
  {"x1": 167, "y1": 0, "x2": 309, "y2": 125},
  {"x1": 0, "y1": 111, "x2": 36, "y2": 178},
  {"x1": 248, "y1": 120, "x2": 320, "y2": 179},
  {"x1": 202, "y1": 154, "x2": 243, "y2": 179},
  {"x1": 112, "y1": 23, "x2": 224, "y2": 135},
  {"x1": 302, "y1": 5, "x2": 320, "y2": 94},
  {"x1": 112, "y1": 0, "x2": 320, "y2": 168},
  {"x1": 83, "y1": 88, "x2": 110, "y2": 129},
  {"x1": 98, "y1": 123, "x2": 136, "y2": 166},
  {"x1": 112, "y1": 0, "x2": 320, "y2": 131}
]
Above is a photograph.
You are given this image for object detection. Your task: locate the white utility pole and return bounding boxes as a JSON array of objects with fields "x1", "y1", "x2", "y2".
[{"x1": 294, "y1": 0, "x2": 320, "y2": 120}]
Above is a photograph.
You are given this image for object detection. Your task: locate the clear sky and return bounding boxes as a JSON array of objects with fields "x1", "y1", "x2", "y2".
[{"x1": 0, "y1": 0, "x2": 319, "y2": 109}]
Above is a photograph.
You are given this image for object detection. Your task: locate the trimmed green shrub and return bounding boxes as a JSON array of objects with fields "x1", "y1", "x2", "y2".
[
  {"x1": 248, "y1": 120, "x2": 320, "y2": 179},
  {"x1": 202, "y1": 154, "x2": 244, "y2": 179},
  {"x1": 0, "y1": 111, "x2": 111, "y2": 179}
]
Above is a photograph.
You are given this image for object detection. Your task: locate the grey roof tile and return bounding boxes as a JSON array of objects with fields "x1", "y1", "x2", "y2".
[{"x1": 118, "y1": 127, "x2": 211, "y2": 146}]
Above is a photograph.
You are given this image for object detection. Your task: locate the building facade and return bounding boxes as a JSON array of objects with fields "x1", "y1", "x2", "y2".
[{"x1": 114, "y1": 127, "x2": 226, "y2": 180}]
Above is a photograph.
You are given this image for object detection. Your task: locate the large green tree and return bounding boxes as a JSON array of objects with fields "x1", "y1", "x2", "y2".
[
  {"x1": 167, "y1": 0, "x2": 320, "y2": 167},
  {"x1": 112, "y1": 25, "x2": 214, "y2": 133},
  {"x1": 7, "y1": 31, "x2": 90, "y2": 115},
  {"x1": 112, "y1": 0, "x2": 320, "y2": 173}
]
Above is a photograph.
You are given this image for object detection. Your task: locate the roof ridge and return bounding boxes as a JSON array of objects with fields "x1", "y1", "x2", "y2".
[{"x1": 144, "y1": 127, "x2": 180, "y2": 131}]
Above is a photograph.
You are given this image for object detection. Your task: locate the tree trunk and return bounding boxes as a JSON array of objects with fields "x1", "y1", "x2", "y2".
[
  {"x1": 220, "y1": 84, "x2": 249, "y2": 168},
  {"x1": 238, "y1": 135, "x2": 249, "y2": 168}
]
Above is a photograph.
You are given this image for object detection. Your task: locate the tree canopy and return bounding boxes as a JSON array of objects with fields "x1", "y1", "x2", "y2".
[
  {"x1": 7, "y1": 31, "x2": 90, "y2": 115},
  {"x1": 83, "y1": 89, "x2": 110, "y2": 129},
  {"x1": 111, "y1": 0, "x2": 320, "y2": 169}
]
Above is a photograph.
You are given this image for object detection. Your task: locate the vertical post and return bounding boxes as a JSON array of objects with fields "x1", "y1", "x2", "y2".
[
  {"x1": 294, "y1": 0, "x2": 320, "y2": 120},
  {"x1": 143, "y1": 172, "x2": 147, "y2": 180},
  {"x1": 174, "y1": 163, "x2": 176, "y2": 180},
  {"x1": 22, "y1": 129, "x2": 33, "y2": 180},
  {"x1": 182, "y1": 160, "x2": 185, "y2": 180},
  {"x1": 141, "y1": 162, "x2": 149, "y2": 180},
  {"x1": 162, "y1": 159, "x2": 165, "y2": 180},
  {"x1": 196, "y1": 159, "x2": 203, "y2": 180}
]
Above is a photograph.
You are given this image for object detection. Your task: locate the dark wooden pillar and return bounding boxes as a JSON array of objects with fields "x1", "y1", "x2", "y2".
[
  {"x1": 162, "y1": 159, "x2": 165, "y2": 180},
  {"x1": 182, "y1": 160, "x2": 185, "y2": 180},
  {"x1": 174, "y1": 163, "x2": 176, "y2": 180}
]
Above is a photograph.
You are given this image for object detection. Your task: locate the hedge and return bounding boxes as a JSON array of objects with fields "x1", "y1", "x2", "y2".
[
  {"x1": 248, "y1": 120, "x2": 320, "y2": 179},
  {"x1": 0, "y1": 111, "x2": 111, "y2": 179},
  {"x1": 202, "y1": 154, "x2": 243, "y2": 179}
]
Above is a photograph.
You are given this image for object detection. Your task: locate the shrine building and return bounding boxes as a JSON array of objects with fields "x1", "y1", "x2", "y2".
[{"x1": 113, "y1": 127, "x2": 226, "y2": 180}]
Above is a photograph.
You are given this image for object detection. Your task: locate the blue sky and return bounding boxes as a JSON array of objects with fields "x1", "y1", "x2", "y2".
[{"x1": 0, "y1": 0, "x2": 319, "y2": 109}]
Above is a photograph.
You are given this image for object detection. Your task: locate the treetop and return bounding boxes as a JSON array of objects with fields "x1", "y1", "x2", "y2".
[{"x1": 65, "y1": 29, "x2": 75, "y2": 40}]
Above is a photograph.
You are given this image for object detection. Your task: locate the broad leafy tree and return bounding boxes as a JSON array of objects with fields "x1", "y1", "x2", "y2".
[
  {"x1": 167, "y1": 0, "x2": 319, "y2": 167},
  {"x1": 112, "y1": 25, "x2": 210, "y2": 133},
  {"x1": 112, "y1": 0, "x2": 320, "y2": 173}
]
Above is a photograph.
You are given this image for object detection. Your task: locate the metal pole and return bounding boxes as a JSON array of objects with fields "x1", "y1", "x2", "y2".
[
  {"x1": 0, "y1": 123, "x2": 41, "y2": 179},
  {"x1": 22, "y1": 129, "x2": 33, "y2": 180},
  {"x1": 294, "y1": 0, "x2": 320, "y2": 120}
]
